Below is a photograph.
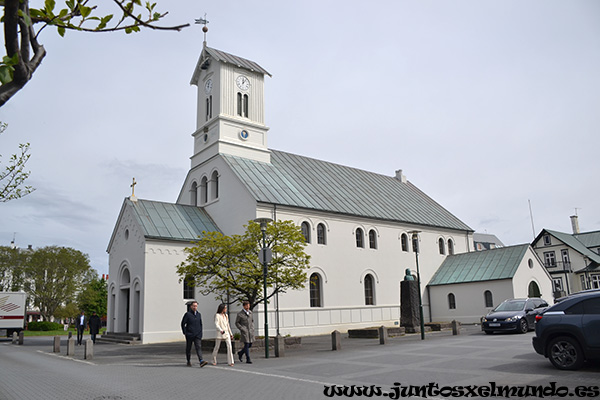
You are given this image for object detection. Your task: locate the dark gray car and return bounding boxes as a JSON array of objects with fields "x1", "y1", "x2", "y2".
[{"x1": 482, "y1": 298, "x2": 548, "y2": 334}]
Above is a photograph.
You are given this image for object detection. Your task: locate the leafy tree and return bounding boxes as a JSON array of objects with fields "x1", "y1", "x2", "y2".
[
  {"x1": 0, "y1": 122, "x2": 34, "y2": 202},
  {"x1": 177, "y1": 220, "x2": 311, "y2": 310},
  {"x1": 23, "y1": 246, "x2": 92, "y2": 321},
  {"x1": 77, "y1": 272, "x2": 107, "y2": 316},
  {"x1": 0, "y1": 245, "x2": 29, "y2": 291},
  {"x1": 53, "y1": 301, "x2": 79, "y2": 322},
  {"x1": 0, "y1": 0, "x2": 189, "y2": 107}
]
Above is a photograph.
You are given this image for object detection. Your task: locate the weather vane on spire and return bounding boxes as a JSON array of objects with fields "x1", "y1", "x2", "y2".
[{"x1": 195, "y1": 14, "x2": 209, "y2": 44}]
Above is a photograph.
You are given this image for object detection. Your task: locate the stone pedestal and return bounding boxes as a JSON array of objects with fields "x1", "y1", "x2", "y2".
[
  {"x1": 274, "y1": 334, "x2": 285, "y2": 357},
  {"x1": 12, "y1": 332, "x2": 18, "y2": 344},
  {"x1": 331, "y1": 330, "x2": 341, "y2": 351},
  {"x1": 53, "y1": 336, "x2": 61, "y2": 353},
  {"x1": 84, "y1": 339, "x2": 93, "y2": 359},
  {"x1": 67, "y1": 338, "x2": 75, "y2": 355},
  {"x1": 452, "y1": 320, "x2": 461, "y2": 335},
  {"x1": 401, "y1": 280, "x2": 420, "y2": 331},
  {"x1": 18, "y1": 331, "x2": 24, "y2": 345}
]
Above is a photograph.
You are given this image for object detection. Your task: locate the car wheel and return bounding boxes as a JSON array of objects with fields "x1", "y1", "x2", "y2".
[
  {"x1": 484, "y1": 330, "x2": 493, "y2": 335},
  {"x1": 519, "y1": 319, "x2": 528, "y2": 333},
  {"x1": 548, "y1": 336, "x2": 584, "y2": 370}
]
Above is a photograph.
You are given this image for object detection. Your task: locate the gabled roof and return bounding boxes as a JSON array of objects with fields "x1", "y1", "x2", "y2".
[
  {"x1": 191, "y1": 46, "x2": 271, "y2": 85},
  {"x1": 535, "y1": 229, "x2": 600, "y2": 267},
  {"x1": 574, "y1": 230, "x2": 600, "y2": 248},
  {"x1": 473, "y1": 233, "x2": 504, "y2": 247},
  {"x1": 108, "y1": 199, "x2": 220, "y2": 251},
  {"x1": 130, "y1": 199, "x2": 220, "y2": 241},
  {"x1": 428, "y1": 244, "x2": 530, "y2": 286},
  {"x1": 222, "y1": 150, "x2": 472, "y2": 232}
]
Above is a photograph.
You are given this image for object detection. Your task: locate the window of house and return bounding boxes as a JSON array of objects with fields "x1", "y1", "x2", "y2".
[
  {"x1": 237, "y1": 92, "x2": 242, "y2": 116},
  {"x1": 301, "y1": 221, "x2": 311, "y2": 244},
  {"x1": 543, "y1": 251, "x2": 556, "y2": 267},
  {"x1": 183, "y1": 276, "x2": 195, "y2": 299},
  {"x1": 484, "y1": 290, "x2": 493, "y2": 308},
  {"x1": 356, "y1": 228, "x2": 364, "y2": 248},
  {"x1": 210, "y1": 171, "x2": 219, "y2": 200},
  {"x1": 553, "y1": 278, "x2": 563, "y2": 292},
  {"x1": 448, "y1": 293, "x2": 456, "y2": 309},
  {"x1": 561, "y1": 249, "x2": 570, "y2": 269},
  {"x1": 200, "y1": 177, "x2": 208, "y2": 204},
  {"x1": 191, "y1": 182, "x2": 198, "y2": 206},
  {"x1": 447, "y1": 239, "x2": 454, "y2": 255},
  {"x1": 412, "y1": 234, "x2": 419, "y2": 253},
  {"x1": 309, "y1": 273, "x2": 322, "y2": 307},
  {"x1": 401, "y1": 233, "x2": 409, "y2": 252},
  {"x1": 438, "y1": 238, "x2": 445, "y2": 255},
  {"x1": 364, "y1": 274, "x2": 374, "y2": 305},
  {"x1": 543, "y1": 235, "x2": 551, "y2": 246},
  {"x1": 368, "y1": 229, "x2": 377, "y2": 249},
  {"x1": 592, "y1": 275, "x2": 600, "y2": 289},
  {"x1": 317, "y1": 223, "x2": 326, "y2": 245},
  {"x1": 243, "y1": 94, "x2": 249, "y2": 117}
]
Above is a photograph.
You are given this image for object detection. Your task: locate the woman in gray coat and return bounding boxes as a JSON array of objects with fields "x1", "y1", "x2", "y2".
[{"x1": 235, "y1": 301, "x2": 254, "y2": 363}]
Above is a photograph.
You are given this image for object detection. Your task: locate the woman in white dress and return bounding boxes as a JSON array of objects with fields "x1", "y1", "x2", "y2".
[{"x1": 212, "y1": 303, "x2": 234, "y2": 366}]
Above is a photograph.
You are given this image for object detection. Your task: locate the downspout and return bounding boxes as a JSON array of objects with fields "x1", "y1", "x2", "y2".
[{"x1": 427, "y1": 285, "x2": 432, "y2": 322}]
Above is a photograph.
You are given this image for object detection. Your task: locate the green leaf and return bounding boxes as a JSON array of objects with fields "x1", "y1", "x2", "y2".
[
  {"x1": 0, "y1": 66, "x2": 14, "y2": 85},
  {"x1": 79, "y1": 6, "x2": 92, "y2": 18},
  {"x1": 44, "y1": 0, "x2": 56, "y2": 14},
  {"x1": 57, "y1": 25, "x2": 66, "y2": 37},
  {"x1": 29, "y1": 9, "x2": 45, "y2": 19},
  {"x1": 58, "y1": 9, "x2": 69, "y2": 18},
  {"x1": 66, "y1": 0, "x2": 75, "y2": 11}
]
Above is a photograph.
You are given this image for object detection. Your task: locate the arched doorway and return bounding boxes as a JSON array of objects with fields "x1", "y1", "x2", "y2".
[
  {"x1": 528, "y1": 281, "x2": 541, "y2": 298},
  {"x1": 118, "y1": 268, "x2": 131, "y2": 332}
]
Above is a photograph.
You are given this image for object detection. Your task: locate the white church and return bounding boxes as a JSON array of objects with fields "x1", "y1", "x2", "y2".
[{"x1": 106, "y1": 38, "x2": 551, "y2": 344}]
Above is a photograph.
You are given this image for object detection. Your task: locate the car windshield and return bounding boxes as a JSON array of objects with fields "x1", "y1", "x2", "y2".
[{"x1": 493, "y1": 300, "x2": 526, "y2": 312}]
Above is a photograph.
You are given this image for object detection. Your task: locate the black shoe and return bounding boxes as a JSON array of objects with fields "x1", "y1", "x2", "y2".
[
  {"x1": 246, "y1": 360, "x2": 252, "y2": 364},
  {"x1": 238, "y1": 351, "x2": 243, "y2": 362},
  {"x1": 187, "y1": 361, "x2": 192, "y2": 367},
  {"x1": 200, "y1": 360, "x2": 208, "y2": 368}
]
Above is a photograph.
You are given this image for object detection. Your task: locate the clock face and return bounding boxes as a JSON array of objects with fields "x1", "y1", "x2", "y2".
[
  {"x1": 204, "y1": 79, "x2": 213, "y2": 94},
  {"x1": 236, "y1": 75, "x2": 250, "y2": 91}
]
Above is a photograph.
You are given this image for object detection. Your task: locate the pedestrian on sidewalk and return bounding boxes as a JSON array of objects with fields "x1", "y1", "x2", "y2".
[
  {"x1": 235, "y1": 301, "x2": 254, "y2": 364},
  {"x1": 88, "y1": 311, "x2": 102, "y2": 344},
  {"x1": 75, "y1": 311, "x2": 86, "y2": 345},
  {"x1": 181, "y1": 301, "x2": 208, "y2": 367},
  {"x1": 212, "y1": 304, "x2": 234, "y2": 366}
]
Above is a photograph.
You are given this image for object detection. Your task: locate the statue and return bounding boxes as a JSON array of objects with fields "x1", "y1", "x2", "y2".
[{"x1": 403, "y1": 268, "x2": 415, "y2": 281}]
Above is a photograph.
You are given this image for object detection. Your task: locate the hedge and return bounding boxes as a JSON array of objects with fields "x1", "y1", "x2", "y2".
[{"x1": 27, "y1": 321, "x2": 64, "y2": 331}]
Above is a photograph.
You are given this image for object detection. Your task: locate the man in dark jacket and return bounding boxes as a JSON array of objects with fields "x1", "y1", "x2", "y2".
[
  {"x1": 88, "y1": 312, "x2": 102, "y2": 344},
  {"x1": 181, "y1": 301, "x2": 207, "y2": 367},
  {"x1": 75, "y1": 311, "x2": 86, "y2": 345}
]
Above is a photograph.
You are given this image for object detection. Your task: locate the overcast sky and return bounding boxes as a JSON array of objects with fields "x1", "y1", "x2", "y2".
[{"x1": 1, "y1": 1, "x2": 599, "y2": 276}]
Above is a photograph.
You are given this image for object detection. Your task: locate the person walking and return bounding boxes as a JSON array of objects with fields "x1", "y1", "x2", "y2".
[
  {"x1": 181, "y1": 301, "x2": 208, "y2": 367},
  {"x1": 235, "y1": 301, "x2": 254, "y2": 364},
  {"x1": 75, "y1": 311, "x2": 86, "y2": 345},
  {"x1": 211, "y1": 304, "x2": 234, "y2": 366},
  {"x1": 88, "y1": 311, "x2": 102, "y2": 344}
]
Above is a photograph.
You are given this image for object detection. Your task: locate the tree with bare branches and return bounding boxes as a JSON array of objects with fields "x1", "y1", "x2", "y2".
[{"x1": 0, "y1": 0, "x2": 189, "y2": 107}]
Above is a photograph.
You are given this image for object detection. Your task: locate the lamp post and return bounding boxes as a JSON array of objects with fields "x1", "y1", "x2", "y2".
[
  {"x1": 254, "y1": 217, "x2": 273, "y2": 358},
  {"x1": 409, "y1": 230, "x2": 425, "y2": 340}
]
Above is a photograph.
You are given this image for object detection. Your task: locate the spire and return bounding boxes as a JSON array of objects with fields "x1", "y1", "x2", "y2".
[{"x1": 195, "y1": 14, "x2": 209, "y2": 48}]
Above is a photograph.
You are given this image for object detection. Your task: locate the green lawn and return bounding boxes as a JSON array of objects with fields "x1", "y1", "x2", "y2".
[{"x1": 23, "y1": 328, "x2": 106, "y2": 337}]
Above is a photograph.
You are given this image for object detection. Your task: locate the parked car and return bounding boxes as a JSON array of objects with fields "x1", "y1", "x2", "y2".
[
  {"x1": 482, "y1": 298, "x2": 548, "y2": 334},
  {"x1": 532, "y1": 290, "x2": 600, "y2": 370}
]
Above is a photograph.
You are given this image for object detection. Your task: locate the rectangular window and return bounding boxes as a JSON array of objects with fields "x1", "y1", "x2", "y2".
[
  {"x1": 592, "y1": 275, "x2": 600, "y2": 289},
  {"x1": 543, "y1": 235, "x2": 551, "y2": 245},
  {"x1": 553, "y1": 278, "x2": 563, "y2": 292},
  {"x1": 544, "y1": 251, "x2": 556, "y2": 267},
  {"x1": 561, "y1": 249, "x2": 570, "y2": 270}
]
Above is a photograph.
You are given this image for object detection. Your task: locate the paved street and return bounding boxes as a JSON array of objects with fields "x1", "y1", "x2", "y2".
[{"x1": 1, "y1": 326, "x2": 598, "y2": 399}]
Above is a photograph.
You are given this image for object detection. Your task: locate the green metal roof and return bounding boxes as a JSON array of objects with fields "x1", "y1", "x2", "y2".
[
  {"x1": 428, "y1": 244, "x2": 530, "y2": 286},
  {"x1": 129, "y1": 198, "x2": 220, "y2": 241},
  {"x1": 574, "y1": 231, "x2": 600, "y2": 249},
  {"x1": 222, "y1": 150, "x2": 472, "y2": 232},
  {"x1": 543, "y1": 229, "x2": 600, "y2": 266}
]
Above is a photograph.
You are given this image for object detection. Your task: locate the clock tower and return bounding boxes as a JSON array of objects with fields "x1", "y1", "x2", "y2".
[{"x1": 190, "y1": 42, "x2": 272, "y2": 168}]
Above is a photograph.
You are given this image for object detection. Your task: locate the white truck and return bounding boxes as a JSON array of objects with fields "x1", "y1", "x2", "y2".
[{"x1": 0, "y1": 292, "x2": 27, "y2": 337}]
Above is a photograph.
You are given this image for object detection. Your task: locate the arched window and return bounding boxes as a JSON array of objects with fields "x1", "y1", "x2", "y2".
[
  {"x1": 448, "y1": 293, "x2": 456, "y2": 309},
  {"x1": 447, "y1": 239, "x2": 454, "y2": 255},
  {"x1": 401, "y1": 233, "x2": 409, "y2": 252},
  {"x1": 183, "y1": 276, "x2": 195, "y2": 299},
  {"x1": 317, "y1": 223, "x2": 326, "y2": 245},
  {"x1": 243, "y1": 94, "x2": 249, "y2": 117},
  {"x1": 237, "y1": 92, "x2": 242, "y2": 116},
  {"x1": 191, "y1": 182, "x2": 198, "y2": 206},
  {"x1": 301, "y1": 221, "x2": 311, "y2": 244},
  {"x1": 355, "y1": 228, "x2": 364, "y2": 248},
  {"x1": 368, "y1": 229, "x2": 377, "y2": 249},
  {"x1": 484, "y1": 290, "x2": 493, "y2": 308},
  {"x1": 364, "y1": 274, "x2": 374, "y2": 305},
  {"x1": 210, "y1": 171, "x2": 219, "y2": 200},
  {"x1": 206, "y1": 96, "x2": 212, "y2": 120},
  {"x1": 309, "y1": 273, "x2": 322, "y2": 307},
  {"x1": 200, "y1": 176, "x2": 208, "y2": 204},
  {"x1": 439, "y1": 238, "x2": 445, "y2": 255}
]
